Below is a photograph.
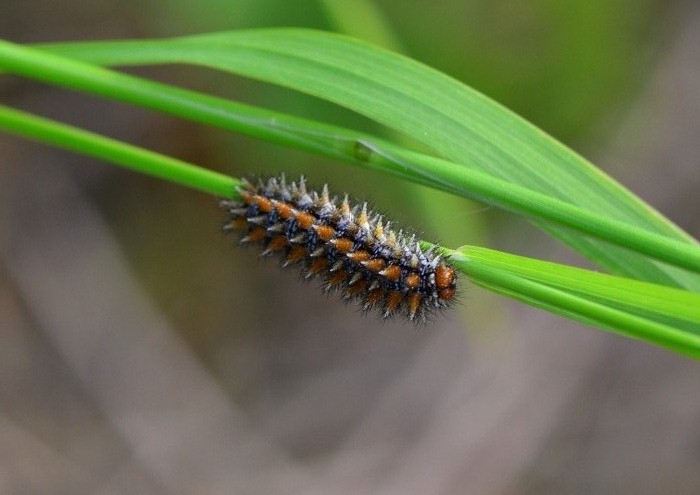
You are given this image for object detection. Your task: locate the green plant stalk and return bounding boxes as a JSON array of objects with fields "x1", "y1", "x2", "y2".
[
  {"x1": 454, "y1": 259, "x2": 700, "y2": 359},
  {"x1": 0, "y1": 104, "x2": 238, "y2": 197},
  {"x1": 453, "y1": 245, "x2": 700, "y2": 324},
  {"x1": 2, "y1": 103, "x2": 698, "y2": 357},
  {"x1": 1, "y1": 39, "x2": 700, "y2": 277},
  {"x1": 366, "y1": 144, "x2": 700, "y2": 276}
]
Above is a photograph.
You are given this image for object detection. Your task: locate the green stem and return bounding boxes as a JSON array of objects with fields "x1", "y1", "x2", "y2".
[
  {"x1": 0, "y1": 104, "x2": 237, "y2": 197},
  {"x1": 451, "y1": 245, "x2": 700, "y2": 323},
  {"x1": 460, "y1": 260, "x2": 700, "y2": 359},
  {"x1": 370, "y1": 145, "x2": 700, "y2": 275}
]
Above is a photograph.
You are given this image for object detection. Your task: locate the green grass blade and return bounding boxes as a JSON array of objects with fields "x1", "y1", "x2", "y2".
[
  {"x1": 449, "y1": 251, "x2": 700, "y2": 359},
  {"x1": 23, "y1": 29, "x2": 700, "y2": 289},
  {"x1": 372, "y1": 146, "x2": 700, "y2": 277},
  {"x1": 454, "y1": 245, "x2": 700, "y2": 329},
  {"x1": 1, "y1": 35, "x2": 699, "y2": 289},
  {"x1": 0, "y1": 104, "x2": 238, "y2": 197}
]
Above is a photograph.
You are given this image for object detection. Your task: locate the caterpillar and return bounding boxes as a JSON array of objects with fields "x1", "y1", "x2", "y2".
[{"x1": 220, "y1": 175, "x2": 457, "y2": 323}]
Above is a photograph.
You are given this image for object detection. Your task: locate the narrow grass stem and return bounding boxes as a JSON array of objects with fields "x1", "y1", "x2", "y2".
[
  {"x1": 458, "y1": 259, "x2": 700, "y2": 359},
  {"x1": 367, "y1": 146, "x2": 700, "y2": 275},
  {"x1": 0, "y1": 104, "x2": 237, "y2": 197}
]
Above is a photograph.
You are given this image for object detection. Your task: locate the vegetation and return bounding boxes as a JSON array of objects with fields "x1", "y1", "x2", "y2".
[{"x1": 1, "y1": 26, "x2": 698, "y2": 357}]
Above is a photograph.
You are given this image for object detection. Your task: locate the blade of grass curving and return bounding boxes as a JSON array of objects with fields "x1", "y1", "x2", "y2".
[
  {"x1": 24, "y1": 29, "x2": 700, "y2": 289},
  {"x1": 453, "y1": 245, "x2": 700, "y2": 331},
  {"x1": 450, "y1": 256, "x2": 700, "y2": 359},
  {"x1": 364, "y1": 143, "x2": 700, "y2": 278},
  {"x1": 1, "y1": 38, "x2": 700, "y2": 288}
]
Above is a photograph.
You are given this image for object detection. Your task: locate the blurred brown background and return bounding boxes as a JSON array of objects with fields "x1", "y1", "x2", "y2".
[{"x1": 2, "y1": 1, "x2": 700, "y2": 493}]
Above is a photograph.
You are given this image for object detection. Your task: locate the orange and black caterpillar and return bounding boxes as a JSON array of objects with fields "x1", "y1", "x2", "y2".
[{"x1": 220, "y1": 176, "x2": 457, "y2": 323}]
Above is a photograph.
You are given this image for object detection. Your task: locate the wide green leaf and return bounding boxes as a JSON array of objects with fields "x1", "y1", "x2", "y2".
[
  {"x1": 3, "y1": 39, "x2": 700, "y2": 282},
  {"x1": 30, "y1": 29, "x2": 700, "y2": 290}
]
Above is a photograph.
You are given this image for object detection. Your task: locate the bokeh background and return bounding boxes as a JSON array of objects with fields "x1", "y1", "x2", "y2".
[{"x1": 2, "y1": 1, "x2": 700, "y2": 493}]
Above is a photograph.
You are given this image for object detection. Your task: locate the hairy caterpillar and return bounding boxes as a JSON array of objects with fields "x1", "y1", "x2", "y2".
[{"x1": 220, "y1": 176, "x2": 457, "y2": 323}]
